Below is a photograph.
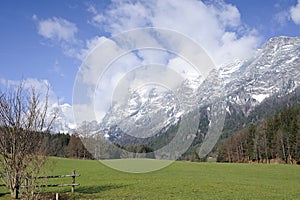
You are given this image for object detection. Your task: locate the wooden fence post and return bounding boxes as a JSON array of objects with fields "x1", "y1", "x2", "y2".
[
  {"x1": 56, "y1": 193, "x2": 59, "y2": 200},
  {"x1": 1, "y1": 171, "x2": 80, "y2": 195},
  {"x1": 71, "y1": 170, "x2": 75, "y2": 193},
  {"x1": 25, "y1": 177, "x2": 29, "y2": 193}
]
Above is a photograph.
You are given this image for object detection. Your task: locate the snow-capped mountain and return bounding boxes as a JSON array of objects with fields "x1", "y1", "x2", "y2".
[
  {"x1": 50, "y1": 103, "x2": 76, "y2": 134},
  {"x1": 97, "y1": 36, "x2": 300, "y2": 143},
  {"x1": 219, "y1": 36, "x2": 300, "y2": 115},
  {"x1": 59, "y1": 36, "x2": 300, "y2": 148}
]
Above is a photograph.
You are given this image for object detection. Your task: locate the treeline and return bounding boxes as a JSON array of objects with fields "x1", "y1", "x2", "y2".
[
  {"x1": 42, "y1": 133, "x2": 93, "y2": 159},
  {"x1": 217, "y1": 105, "x2": 300, "y2": 164},
  {"x1": 43, "y1": 133, "x2": 156, "y2": 160}
]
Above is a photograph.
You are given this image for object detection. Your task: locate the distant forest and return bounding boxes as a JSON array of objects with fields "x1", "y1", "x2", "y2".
[
  {"x1": 217, "y1": 104, "x2": 300, "y2": 164},
  {"x1": 42, "y1": 133, "x2": 93, "y2": 159},
  {"x1": 42, "y1": 133, "x2": 154, "y2": 160},
  {"x1": 44, "y1": 104, "x2": 300, "y2": 164}
]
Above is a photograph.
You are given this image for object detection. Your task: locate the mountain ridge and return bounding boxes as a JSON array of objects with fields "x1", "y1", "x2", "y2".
[{"x1": 54, "y1": 36, "x2": 300, "y2": 159}]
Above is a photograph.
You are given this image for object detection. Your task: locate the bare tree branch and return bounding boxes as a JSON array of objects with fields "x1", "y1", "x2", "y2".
[{"x1": 0, "y1": 82, "x2": 57, "y2": 199}]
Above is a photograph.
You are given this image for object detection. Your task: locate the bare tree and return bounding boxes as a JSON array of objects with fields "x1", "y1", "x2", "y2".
[{"x1": 0, "y1": 83, "x2": 57, "y2": 199}]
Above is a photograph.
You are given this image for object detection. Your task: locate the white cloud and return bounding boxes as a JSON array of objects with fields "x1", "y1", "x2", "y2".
[
  {"x1": 1, "y1": 78, "x2": 49, "y2": 92},
  {"x1": 32, "y1": 14, "x2": 38, "y2": 21},
  {"x1": 0, "y1": 78, "x2": 75, "y2": 132},
  {"x1": 34, "y1": 16, "x2": 82, "y2": 58},
  {"x1": 72, "y1": 103, "x2": 96, "y2": 123},
  {"x1": 37, "y1": 17, "x2": 78, "y2": 43},
  {"x1": 207, "y1": 1, "x2": 241, "y2": 28},
  {"x1": 90, "y1": 1, "x2": 151, "y2": 31},
  {"x1": 86, "y1": 3, "x2": 97, "y2": 15},
  {"x1": 0, "y1": 78, "x2": 58, "y2": 106},
  {"x1": 71, "y1": 0, "x2": 262, "y2": 123},
  {"x1": 78, "y1": 36, "x2": 108, "y2": 60},
  {"x1": 274, "y1": 10, "x2": 290, "y2": 25},
  {"x1": 90, "y1": 0, "x2": 260, "y2": 66},
  {"x1": 290, "y1": 0, "x2": 300, "y2": 25}
]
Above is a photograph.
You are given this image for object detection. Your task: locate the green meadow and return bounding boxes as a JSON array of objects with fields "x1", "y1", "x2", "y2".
[{"x1": 0, "y1": 157, "x2": 299, "y2": 199}]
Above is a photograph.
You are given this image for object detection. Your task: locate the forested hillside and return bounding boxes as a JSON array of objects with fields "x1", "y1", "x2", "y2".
[
  {"x1": 217, "y1": 104, "x2": 300, "y2": 164},
  {"x1": 42, "y1": 133, "x2": 93, "y2": 159}
]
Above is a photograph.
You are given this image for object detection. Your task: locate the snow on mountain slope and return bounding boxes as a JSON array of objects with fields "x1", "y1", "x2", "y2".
[
  {"x1": 102, "y1": 36, "x2": 300, "y2": 140},
  {"x1": 219, "y1": 36, "x2": 300, "y2": 115},
  {"x1": 55, "y1": 37, "x2": 300, "y2": 139},
  {"x1": 50, "y1": 103, "x2": 76, "y2": 134}
]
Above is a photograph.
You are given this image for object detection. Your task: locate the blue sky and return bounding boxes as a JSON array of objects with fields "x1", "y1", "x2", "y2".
[{"x1": 0, "y1": 0, "x2": 300, "y2": 122}]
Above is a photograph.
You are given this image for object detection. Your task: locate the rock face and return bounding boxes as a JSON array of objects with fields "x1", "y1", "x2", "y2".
[
  {"x1": 97, "y1": 37, "x2": 300, "y2": 142},
  {"x1": 60, "y1": 37, "x2": 300, "y2": 153},
  {"x1": 219, "y1": 36, "x2": 300, "y2": 116}
]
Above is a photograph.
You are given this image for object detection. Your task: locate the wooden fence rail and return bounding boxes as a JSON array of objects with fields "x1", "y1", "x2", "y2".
[{"x1": 0, "y1": 170, "x2": 80, "y2": 193}]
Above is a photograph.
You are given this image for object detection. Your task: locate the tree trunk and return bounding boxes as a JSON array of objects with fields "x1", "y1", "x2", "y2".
[
  {"x1": 11, "y1": 186, "x2": 19, "y2": 199},
  {"x1": 281, "y1": 138, "x2": 287, "y2": 163}
]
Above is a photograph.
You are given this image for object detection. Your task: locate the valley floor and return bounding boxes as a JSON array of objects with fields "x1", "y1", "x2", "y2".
[{"x1": 0, "y1": 157, "x2": 299, "y2": 199}]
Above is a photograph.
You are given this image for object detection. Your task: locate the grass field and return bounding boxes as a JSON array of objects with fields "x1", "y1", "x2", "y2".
[{"x1": 0, "y1": 157, "x2": 299, "y2": 199}]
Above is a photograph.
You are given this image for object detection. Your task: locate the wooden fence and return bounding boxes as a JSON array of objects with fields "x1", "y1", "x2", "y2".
[{"x1": 0, "y1": 170, "x2": 80, "y2": 193}]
